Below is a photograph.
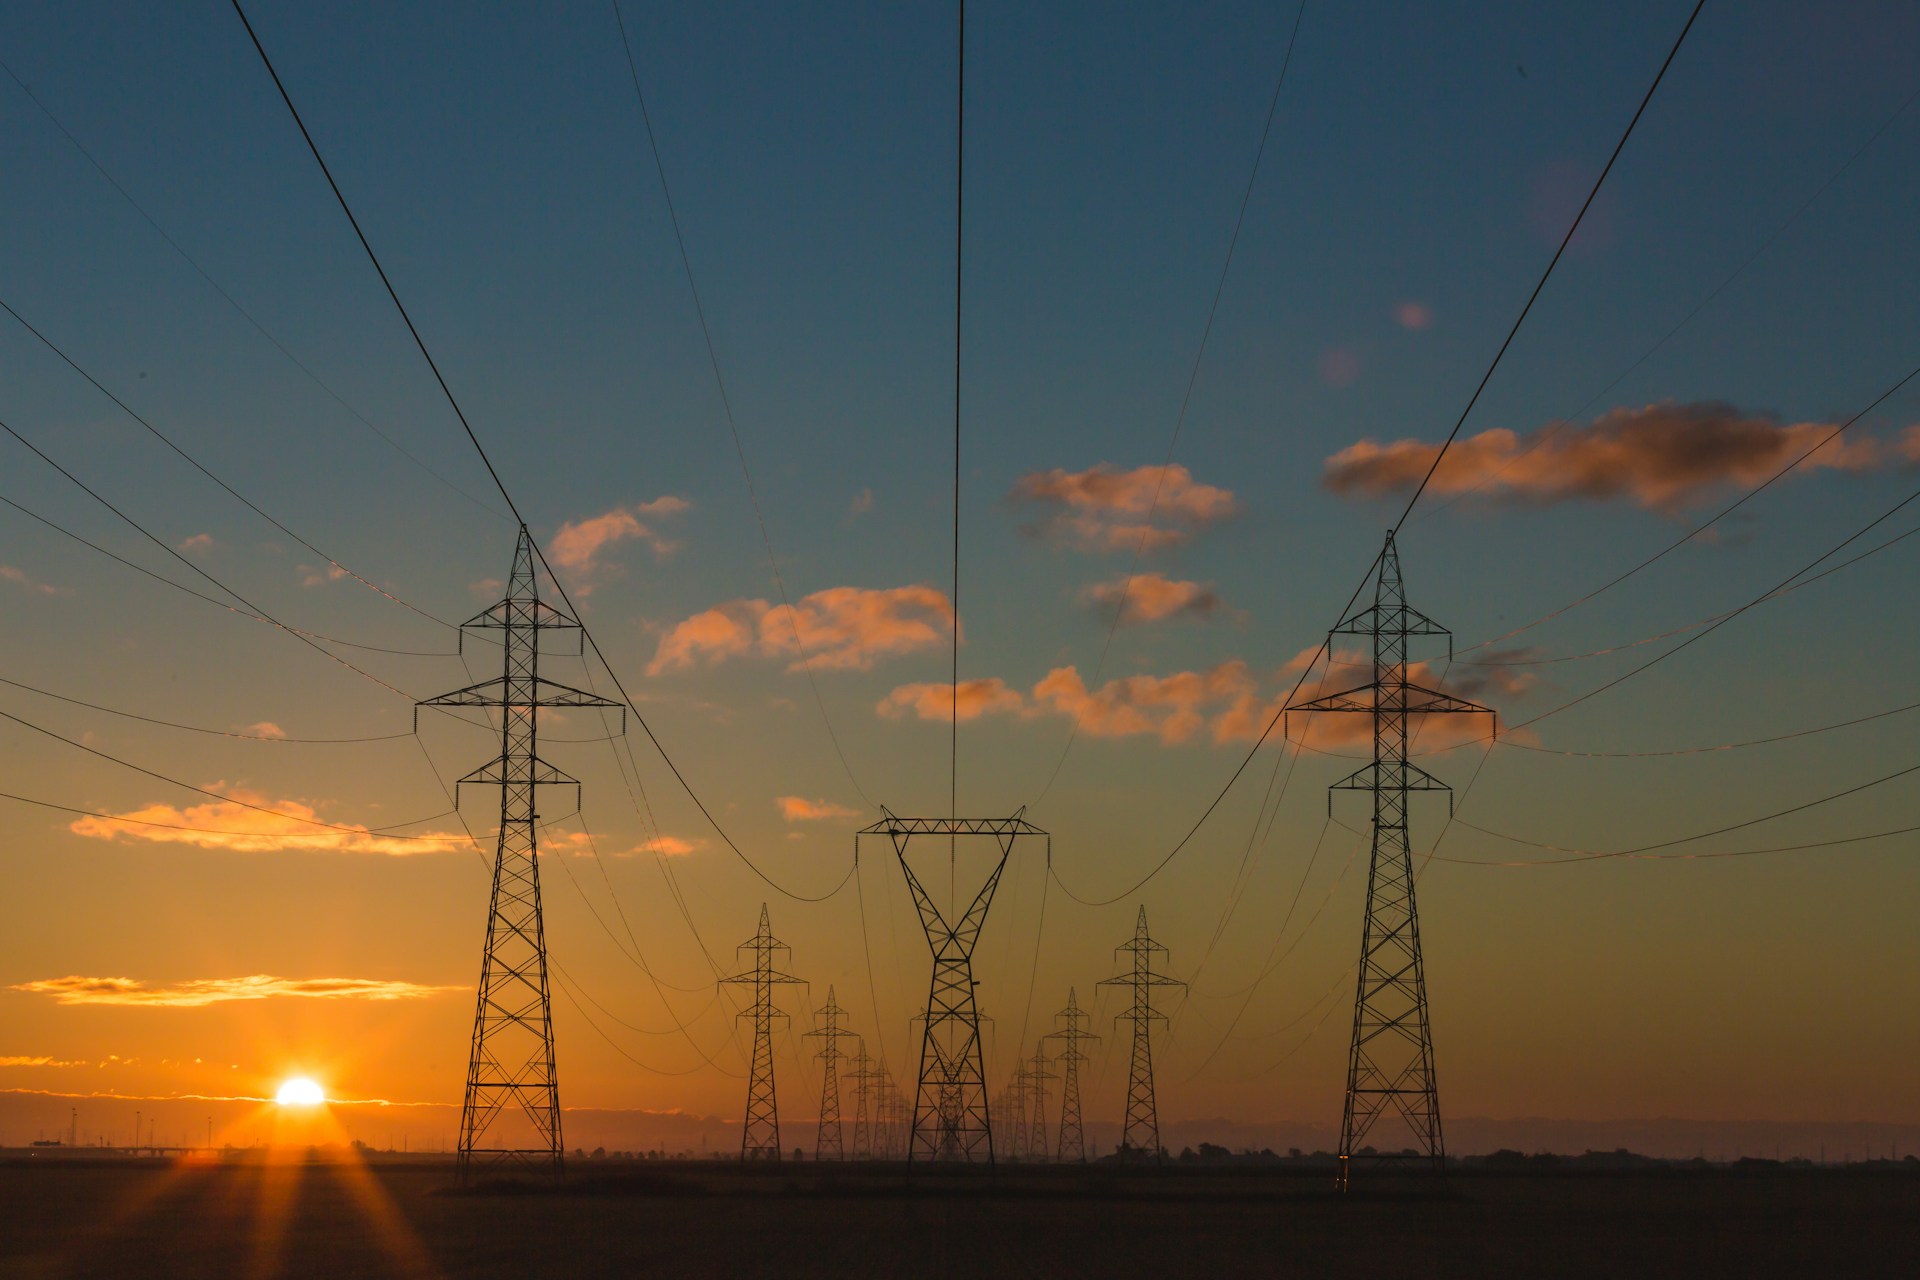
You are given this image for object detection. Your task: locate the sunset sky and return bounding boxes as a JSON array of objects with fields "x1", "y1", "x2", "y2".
[{"x1": 3, "y1": 0, "x2": 1919, "y2": 1157}]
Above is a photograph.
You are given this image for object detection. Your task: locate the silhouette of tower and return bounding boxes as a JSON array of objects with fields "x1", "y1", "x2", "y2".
[
  {"x1": 805, "y1": 987, "x2": 854, "y2": 1161},
  {"x1": 1024, "y1": 1047, "x2": 1055, "y2": 1162},
  {"x1": 857, "y1": 808, "x2": 1047, "y2": 1163},
  {"x1": 848, "y1": 1045, "x2": 880, "y2": 1160},
  {"x1": 1005, "y1": 1064, "x2": 1030, "y2": 1160},
  {"x1": 1287, "y1": 530, "x2": 1492, "y2": 1188},
  {"x1": 1098, "y1": 907, "x2": 1185, "y2": 1162},
  {"x1": 719, "y1": 904, "x2": 806, "y2": 1161},
  {"x1": 1048, "y1": 988, "x2": 1097, "y2": 1163},
  {"x1": 419, "y1": 526, "x2": 623, "y2": 1180}
]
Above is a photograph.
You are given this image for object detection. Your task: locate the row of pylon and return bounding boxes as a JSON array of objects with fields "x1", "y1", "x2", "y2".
[{"x1": 445, "y1": 527, "x2": 1476, "y2": 1190}]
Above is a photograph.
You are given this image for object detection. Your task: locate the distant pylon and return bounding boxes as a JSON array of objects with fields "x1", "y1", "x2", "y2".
[
  {"x1": 857, "y1": 809, "x2": 1048, "y2": 1163},
  {"x1": 805, "y1": 987, "x2": 853, "y2": 1161},
  {"x1": 1047, "y1": 988, "x2": 1097, "y2": 1163},
  {"x1": 1286, "y1": 530, "x2": 1493, "y2": 1189},
  {"x1": 719, "y1": 904, "x2": 806, "y2": 1161},
  {"x1": 1007, "y1": 1067, "x2": 1030, "y2": 1161},
  {"x1": 1025, "y1": 1047, "x2": 1055, "y2": 1162},
  {"x1": 1098, "y1": 907, "x2": 1185, "y2": 1162},
  {"x1": 848, "y1": 1045, "x2": 879, "y2": 1160},
  {"x1": 419, "y1": 525, "x2": 623, "y2": 1181}
]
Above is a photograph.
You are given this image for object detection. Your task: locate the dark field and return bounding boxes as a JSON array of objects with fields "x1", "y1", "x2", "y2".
[{"x1": 4, "y1": 1157, "x2": 1917, "y2": 1279}]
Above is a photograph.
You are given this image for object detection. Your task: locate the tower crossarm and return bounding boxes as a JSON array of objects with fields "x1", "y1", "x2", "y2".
[{"x1": 1287, "y1": 680, "x2": 1492, "y2": 721}]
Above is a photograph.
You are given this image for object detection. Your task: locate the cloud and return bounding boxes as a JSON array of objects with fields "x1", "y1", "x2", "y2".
[
  {"x1": 876, "y1": 678, "x2": 1025, "y2": 723},
  {"x1": 240, "y1": 722, "x2": 286, "y2": 740},
  {"x1": 550, "y1": 498, "x2": 690, "y2": 576},
  {"x1": 298, "y1": 563, "x2": 349, "y2": 588},
  {"x1": 11, "y1": 975, "x2": 460, "y2": 1008},
  {"x1": 0, "y1": 1056, "x2": 84, "y2": 1067},
  {"x1": 0, "y1": 565, "x2": 61, "y2": 596},
  {"x1": 66, "y1": 788, "x2": 472, "y2": 856},
  {"x1": 176, "y1": 533, "x2": 216, "y2": 556},
  {"x1": 776, "y1": 796, "x2": 861, "y2": 822},
  {"x1": 1395, "y1": 301, "x2": 1433, "y2": 330},
  {"x1": 1318, "y1": 346, "x2": 1362, "y2": 387},
  {"x1": 1031, "y1": 662, "x2": 1255, "y2": 744},
  {"x1": 648, "y1": 585, "x2": 954, "y2": 675},
  {"x1": 637, "y1": 834, "x2": 700, "y2": 857},
  {"x1": 1083, "y1": 572, "x2": 1222, "y2": 623},
  {"x1": 1323, "y1": 401, "x2": 1894, "y2": 513},
  {"x1": 540, "y1": 830, "x2": 702, "y2": 858},
  {"x1": 847, "y1": 488, "x2": 874, "y2": 519},
  {"x1": 1009, "y1": 463, "x2": 1237, "y2": 553}
]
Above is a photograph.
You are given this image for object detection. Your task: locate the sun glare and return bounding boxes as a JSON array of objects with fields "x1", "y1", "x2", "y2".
[{"x1": 275, "y1": 1077, "x2": 325, "y2": 1106}]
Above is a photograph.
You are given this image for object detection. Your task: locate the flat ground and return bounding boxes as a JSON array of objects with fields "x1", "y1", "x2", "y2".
[{"x1": 3, "y1": 1158, "x2": 1916, "y2": 1279}]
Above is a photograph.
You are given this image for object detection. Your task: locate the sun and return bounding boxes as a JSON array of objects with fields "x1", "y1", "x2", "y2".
[{"x1": 275, "y1": 1077, "x2": 326, "y2": 1106}]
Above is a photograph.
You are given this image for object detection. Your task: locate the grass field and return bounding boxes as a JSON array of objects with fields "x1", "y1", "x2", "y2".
[{"x1": 3, "y1": 1157, "x2": 1916, "y2": 1278}]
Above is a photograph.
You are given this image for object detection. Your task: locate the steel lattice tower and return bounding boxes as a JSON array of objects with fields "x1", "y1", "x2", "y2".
[
  {"x1": 1098, "y1": 907, "x2": 1184, "y2": 1162},
  {"x1": 1004, "y1": 1066, "x2": 1030, "y2": 1160},
  {"x1": 857, "y1": 809, "x2": 1047, "y2": 1164},
  {"x1": 848, "y1": 1045, "x2": 879, "y2": 1160},
  {"x1": 1024, "y1": 1047, "x2": 1055, "y2": 1162},
  {"x1": 805, "y1": 987, "x2": 853, "y2": 1161},
  {"x1": 1047, "y1": 988, "x2": 1097, "y2": 1163},
  {"x1": 1287, "y1": 530, "x2": 1492, "y2": 1188},
  {"x1": 719, "y1": 904, "x2": 806, "y2": 1161},
  {"x1": 419, "y1": 526, "x2": 622, "y2": 1180}
]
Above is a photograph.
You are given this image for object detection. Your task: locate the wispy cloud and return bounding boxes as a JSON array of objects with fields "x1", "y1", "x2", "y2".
[
  {"x1": 1323, "y1": 401, "x2": 1906, "y2": 513},
  {"x1": 0, "y1": 565, "x2": 63, "y2": 596},
  {"x1": 648, "y1": 585, "x2": 954, "y2": 675},
  {"x1": 1009, "y1": 463, "x2": 1236, "y2": 553},
  {"x1": 176, "y1": 533, "x2": 216, "y2": 556},
  {"x1": 1082, "y1": 572, "x2": 1222, "y2": 624},
  {"x1": 66, "y1": 788, "x2": 472, "y2": 857},
  {"x1": 12, "y1": 975, "x2": 461, "y2": 1008},
  {"x1": 550, "y1": 498, "x2": 691, "y2": 578},
  {"x1": 0, "y1": 1055, "x2": 85, "y2": 1067},
  {"x1": 776, "y1": 796, "x2": 861, "y2": 822},
  {"x1": 875, "y1": 678, "x2": 1024, "y2": 724},
  {"x1": 239, "y1": 721, "x2": 286, "y2": 740}
]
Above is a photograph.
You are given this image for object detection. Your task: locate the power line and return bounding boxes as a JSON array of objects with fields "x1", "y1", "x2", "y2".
[
  {"x1": 231, "y1": 0, "x2": 854, "y2": 904},
  {"x1": 0, "y1": 414, "x2": 412, "y2": 699},
  {"x1": 1032, "y1": 0, "x2": 1308, "y2": 808},
  {"x1": 0, "y1": 291, "x2": 452, "y2": 630},
  {"x1": 952, "y1": 0, "x2": 965, "y2": 842},
  {"x1": 0, "y1": 673, "x2": 411, "y2": 743},
  {"x1": 1389, "y1": 0, "x2": 1705, "y2": 531},
  {"x1": 0, "y1": 703, "x2": 451, "y2": 839},
  {"x1": 1437, "y1": 820, "x2": 1920, "y2": 868},
  {"x1": 1050, "y1": 0, "x2": 1702, "y2": 906},
  {"x1": 605, "y1": 0, "x2": 873, "y2": 809},
  {"x1": 1410, "y1": 79, "x2": 1920, "y2": 526},
  {"x1": 0, "y1": 55, "x2": 510, "y2": 525}
]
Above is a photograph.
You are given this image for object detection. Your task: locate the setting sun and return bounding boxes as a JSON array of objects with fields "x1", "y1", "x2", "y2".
[{"x1": 274, "y1": 1078, "x2": 325, "y2": 1107}]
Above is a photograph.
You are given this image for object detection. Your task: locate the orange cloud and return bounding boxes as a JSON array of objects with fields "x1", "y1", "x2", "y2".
[
  {"x1": 0, "y1": 1055, "x2": 84, "y2": 1067},
  {"x1": 1395, "y1": 301, "x2": 1433, "y2": 330},
  {"x1": 1324, "y1": 401, "x2": 1892, "y2": 512},
  {"x1": 876, "y1": 678, "x2": 1025, "y2": 723},
  {"x1": 67, "y1": 790, "x2": 471, "y2": 857},
  {"x1": 550, "y1": 497, "x2": 691, "y2": 574},
  {"x1": 648, "y1": 585, "x2": 954, "y2": 675},
  {"x1": 11, "y1": 975, "x2": 460, "y2": 1008},
  {"x1": 1032, "y1": 662, "x2": 1256, "y2": 744},
  {"x1": 1083, "y1": 572, "x2": 1221, "y2": 623},
  {"x1": 298, "y1": 563, "x2": 349, "y2": 587},
  {"x1": 176, "y1": 533, "x2": 216, "y2": 555},
  {"x1": 1010, "y1": 463, "x2": 1237, "y2": 552},
  {"x1": 776, "y1": 796, "x2": 861, "y2": 822},
  {"x1": 240, "y1": 722, "x2": 287, "y2": 740}
]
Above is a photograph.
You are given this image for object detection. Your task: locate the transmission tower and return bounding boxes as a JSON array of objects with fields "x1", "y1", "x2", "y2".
[
  {"x1": 848, "y1": 1045, "x2": 880, "y2": 1160},
  {"x1": 719, "y1": 904, "x2": 807, "y2": 1161},
  {"x1": 1286, "y1": 529, "x2": 1492, "y2": 1188},
  {"x1": 1098, "y1": 907, "x2": 1185, "y2": 1162},
  {"x1": 805, "y1": 986, "x2": 853, "y2": 1161},
  {"x1": 1025, "y1": 1046, "x2": 1055, "y2": 1162},
  {"x1": 419, "y1": 526, "x2": 623, "y2": 1180},
  {"x1": 1047, "y1": 988, "x2": 1097, "y2": 1163},
  {"x1": 1005, "y1": 1065, "x2": 1030, "y2": 1160},
  {"x1": 857, "y1": 808, "x2": 1047, "y2": 1163}
]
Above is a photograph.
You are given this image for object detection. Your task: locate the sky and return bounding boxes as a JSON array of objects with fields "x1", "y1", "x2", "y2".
[{"x1": 2, "y1": 0, "x2": 1919, "y2": 1157}]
